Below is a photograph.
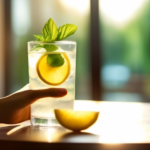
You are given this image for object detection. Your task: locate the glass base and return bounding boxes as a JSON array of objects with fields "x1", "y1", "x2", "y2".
[{"x1": 31, "y1": 116, "x2": 60, "y2": 126}]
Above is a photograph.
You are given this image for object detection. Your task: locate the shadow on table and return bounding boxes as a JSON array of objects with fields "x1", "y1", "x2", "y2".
[
  {"x1": 0, "y1": 125, "x2": 100, "y2": 143},
  {"x1": 59, "y1": 131, "x2": 100, "y2": 143}
]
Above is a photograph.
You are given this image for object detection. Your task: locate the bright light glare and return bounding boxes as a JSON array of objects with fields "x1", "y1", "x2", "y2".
[
  {"x1": 12, "y1": 0, "x2": 30, "y2": 36},
  {"x1": 7, "y1": 125, "x2": 29, "y2": 135},
  {"x1": 86, "y1": 102, "x2": 146, "y2": 143},
  {"x1": 46, "y1": 128, "x2": 55, "y2": 142},
  {"x1": 100, "y1": 0, "x2": 146, "y2": 27},
  {"x1": 60, "y1": 0, "x2": 89, "y2": 14}
]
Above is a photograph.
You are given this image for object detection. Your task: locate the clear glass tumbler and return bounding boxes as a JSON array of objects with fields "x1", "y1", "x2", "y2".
[{"x1": 28, "y1": 41, "x2": 76, "y2": 126}]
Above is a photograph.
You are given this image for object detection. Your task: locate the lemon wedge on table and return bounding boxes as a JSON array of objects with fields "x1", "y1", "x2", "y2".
[
  {"x1": 54, "y1": 109, "x2": 99, "y2": 131},
  {"x1": 36, "y1": 53, "x2": 70, "y2": 85}
]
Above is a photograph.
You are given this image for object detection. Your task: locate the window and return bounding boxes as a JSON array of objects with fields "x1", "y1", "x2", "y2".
[
  {"x1": 99, "y1": 0, "x2": 150, "y2": 102},
  {"x1": 2, "y1": 0, "x2": 150, "y2": 102}
]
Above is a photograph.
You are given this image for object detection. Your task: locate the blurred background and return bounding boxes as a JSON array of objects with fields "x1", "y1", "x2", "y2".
[{"x1": 0, "y1": 0, "x2": 150, "y2": 102}]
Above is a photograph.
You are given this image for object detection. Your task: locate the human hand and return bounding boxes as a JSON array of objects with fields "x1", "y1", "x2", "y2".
[{"x1": 0, "y1": 84, "x2": 67, "y2": 124}]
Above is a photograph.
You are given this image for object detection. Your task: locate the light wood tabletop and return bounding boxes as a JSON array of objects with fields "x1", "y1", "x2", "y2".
[{"x1": 0, "y1": 100, "x2": 150, "y2": 150}]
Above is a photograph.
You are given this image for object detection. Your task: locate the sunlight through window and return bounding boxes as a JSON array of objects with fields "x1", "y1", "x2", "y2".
[
  {"x1": 11, "y1": 0, "x2": 30, "y2": 36},
  {"x1": 100, "y1": 0, "x2": 147, "y2": 27},
  {"x1": 59, "y1": 0, "x2": 89, "y2": 14}
]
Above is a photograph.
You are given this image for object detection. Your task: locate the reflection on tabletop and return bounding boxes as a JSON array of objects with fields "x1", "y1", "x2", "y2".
[
  {"x1": 0, "y1": 101, "x2": 150, "y2": 143},
  {"x1": 0, "y1": 125, "x2": 100, "y2": 143}
]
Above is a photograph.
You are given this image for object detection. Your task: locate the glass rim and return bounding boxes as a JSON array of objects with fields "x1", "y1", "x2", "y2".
[{"x1": 28, "y1": 40, "x2": 76, "y2": 45}]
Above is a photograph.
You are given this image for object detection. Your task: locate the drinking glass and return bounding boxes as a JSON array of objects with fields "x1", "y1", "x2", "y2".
[{"x1": 28, "y1": 41, "x2": 76, "y2": 126}]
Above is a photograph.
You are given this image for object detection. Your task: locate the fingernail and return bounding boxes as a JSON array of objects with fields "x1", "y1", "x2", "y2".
[{"x1": 59, "y1": 88, "x2": 67, "y2": 95}]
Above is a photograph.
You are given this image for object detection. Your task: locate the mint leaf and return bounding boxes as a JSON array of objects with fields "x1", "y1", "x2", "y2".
[
  {"x1": 42, "y1": 18, "x2": 58, "y2": 42},
  {"x1": 47, "y1": 54, "x2": 64, "y2": 67},
  {"x1": 34, "y1": 18, "x2": 78, "y2": 42},
  {"x1": 44, "y1": 45, "x2": 58, "y2": 52},
  {"x1": 34, "y1": 35, "x2": 44, "y2": 41},
  {"x1": 30, "y1": 45, "x2": 44, "y2": 51},
  {"x1": 57, "y1": 24, "x2": 78, "y2": 40},
  {"x1": 30, "y1": 44, "x2": 58, "y2": 52}
]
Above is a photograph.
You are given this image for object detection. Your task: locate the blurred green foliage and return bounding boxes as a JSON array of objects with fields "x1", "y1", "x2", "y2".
[{"x1": 101, "y1": 2, "x2": 150, "y2": 74}]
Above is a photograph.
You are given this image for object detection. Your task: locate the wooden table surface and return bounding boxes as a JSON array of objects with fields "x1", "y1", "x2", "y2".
[{"x1": 0, "y1": 100, "x2": 150, "y2": 150}]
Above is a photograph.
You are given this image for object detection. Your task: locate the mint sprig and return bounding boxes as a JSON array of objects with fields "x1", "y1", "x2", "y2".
[
  {"x1": 42, "y1": 18, "x2": 58, "y2": 42},
  {"x1": 34, "y1": 35, "x2": 44, "y2": 41},
  {"x1": 33, "y1": 18, "x2": 77, "y2": 67},
  {"x1": 47, "y1": 54, "x2": 64, "y2": 67},
  {"x1": 57, "y1": 24, "x2": 78, "y2": 40},
  {"x1": 34, "y1": 18, "x2": 77, "y2": 42},
  {"x1": 31, "y1": 44, "x2": 58, "y2": 52},
  {"x1": 44, "y1": 45, "x2": 58, "y2": 52},
  {"x1": 30, "y1": 45, "x2": 44, "y2": 51}
]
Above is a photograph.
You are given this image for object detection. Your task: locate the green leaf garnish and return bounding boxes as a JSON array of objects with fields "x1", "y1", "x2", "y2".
[
  {"x1": 57, "y1": 24, "x2": 78, "y2": 40},
  {"x1": 34, "y1": 35, "x2": 44, "y2": 41},
  {"x1": 34, "y1": 18, "x2": 77, "y2": 42},
  {"x1": 44, "y1": 45, "x2": 58, "y2": 52},
  {"x1": 47, "y1": 54, "x2": 64, "y2": 67},
  {"x1": 42, "y1": 18, "x2": 58, "y2": 42},
  {"x1": 30, "y1": 45, "x2": 44, "y2": 51},
  {"x1": 33, "y1": 18, "x2": 77, "y2": 67},
  {"x1": 30, "y1": 44, "x2": 58, "y2": 52}
]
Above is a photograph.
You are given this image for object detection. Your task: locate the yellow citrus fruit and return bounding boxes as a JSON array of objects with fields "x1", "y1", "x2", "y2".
[
  {"x1": 54, "y1": 109, "x2": 99, "y2": 131},
  {"x1": 36, "y1": 53, "x2": 70, "y2": 85}
]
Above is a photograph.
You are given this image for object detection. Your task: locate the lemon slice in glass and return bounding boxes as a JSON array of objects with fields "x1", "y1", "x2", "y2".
[
  {"x1": 54, "y1": 109, "x2": 99, "y2": 131},
  {"x1": 36, "y1": 53, "x2": 70, "y2": 85}
]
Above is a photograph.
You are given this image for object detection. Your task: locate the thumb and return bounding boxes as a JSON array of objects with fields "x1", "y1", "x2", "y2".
[
  {"x1": 29, "y1": 88, "x2": 67, "y2": 100},
  {"x1": 2, "y1": 88, "x2": 67, "y2": 110}
]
